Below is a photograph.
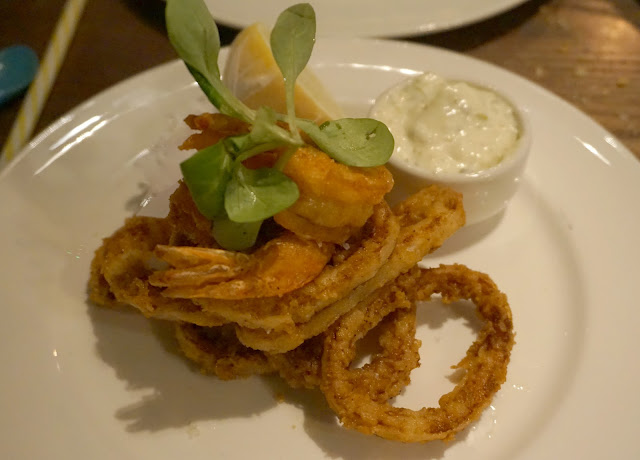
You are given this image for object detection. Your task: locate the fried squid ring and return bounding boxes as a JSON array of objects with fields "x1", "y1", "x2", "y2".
[
  {"x1": 271, "y1": 293, "x2": 420, "y2": 395},
  {"x1": 235, "y1": 185, "x2": 465, "y2": 353},
  {"x1": 176, "y1": 323, "x2": 276, "y2": 380},
  {"x1": 321, "y1": 264, "x2": 515, "y2": 443},
  {"x1": 175, "y1": 294, "x2": 421, "y2": 398},
  {"x1": 166, "y1": 181, "x2": 219, "y2": 247},
  {"x1": 175, "y1": 322, "x2": 326, "y2": 385},
  {"x1": 89, "y1": 216, "x2": 228, "y2": 326}
]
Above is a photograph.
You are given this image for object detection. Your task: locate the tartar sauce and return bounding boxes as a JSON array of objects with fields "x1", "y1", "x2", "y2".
[{"x1": 372, "y1": 73, "x2": 520, "y2": 175}]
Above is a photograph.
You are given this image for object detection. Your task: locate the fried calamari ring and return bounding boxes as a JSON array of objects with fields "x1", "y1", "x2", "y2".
[
  {"x1": 166, "y1": 181, "x2": 219, "y2": 247},
  {"x1": 343, "y1": 303, "x2": 422, "y2": 402},
  {"x1": 268, "y1": 334, "x2": 326, "y2": 389},
  {"x1": 89, "y1": 216, "x2": 228, "y2": 326},
  {"x1": 175, "y1": 293, "x2": 421, "y2": 398},
  {"x1": 321, "y1": 264, "x2": 515, "y2": 443},
  {"x1": 90, "y1": 216, "x2": 172, "y2": 311},
  {"x1": 176, "y1": 323, "x2": 275, "y2": 380},
  {"x1": 235, "y1": 185, "x2": 465, "y2": 353},
  {"x1": 175, "y1": 322, "x2": 325, "y2": 385},
  {"x1": 271, "y1": 293, "x2": 420, "y2": 395}
]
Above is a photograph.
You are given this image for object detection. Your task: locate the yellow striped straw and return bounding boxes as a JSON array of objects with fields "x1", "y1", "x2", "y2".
[{"x1": 1, "y1": 0, "x2": 88, "y2": 164}]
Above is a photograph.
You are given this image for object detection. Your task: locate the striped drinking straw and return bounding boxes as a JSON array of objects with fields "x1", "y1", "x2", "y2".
[{"x1": 1, "y1": 0, "x2": 89, "y2": 165}]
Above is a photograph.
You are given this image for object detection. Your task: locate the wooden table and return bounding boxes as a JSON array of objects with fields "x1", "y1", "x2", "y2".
[{"x1": 1, "y1": 0, "x2": 639, "y2": 161}]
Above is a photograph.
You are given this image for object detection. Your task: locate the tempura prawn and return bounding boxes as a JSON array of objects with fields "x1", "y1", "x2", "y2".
[
  {"x1": 274, "y1": 146, "x2": 393, "y2": 241},
  {"x1": 149, "y1": 232, "x2": 335, "y2": 299},
  {"x1": 178, "y1": 114, "x2": 394, "y2": 243}
]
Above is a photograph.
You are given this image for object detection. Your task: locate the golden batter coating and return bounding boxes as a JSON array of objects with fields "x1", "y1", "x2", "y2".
[
  {"x1": 88, "y1": 110, "x2": 514, "y2": 445},
  {"x1": 321, "y1": 264, "x2": 515, "y2": 443}
]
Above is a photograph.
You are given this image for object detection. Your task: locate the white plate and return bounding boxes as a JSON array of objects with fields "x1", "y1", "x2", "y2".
[
  {"x1": 1, "y1": 38, "x2": 639, "y2": 460},
  {"x1": 204, "y1": 0, "x2": 530, "y2": 37}
]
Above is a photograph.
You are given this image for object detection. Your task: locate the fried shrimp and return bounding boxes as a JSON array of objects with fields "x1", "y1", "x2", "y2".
[
  {"x1": 283, "y1": 146, "x2": 394, "y2": 205},
  {"x1": 90, "y1": 200, "x2": 399, "y2": 332},
  {"x1": 150, "y1": 232, "x2": 334, "y2": 299},
  {"x1": 148, "y1": 245, "x2": 251, "y2": 287},
  {"x1": 179, "y1": 113, "x2": 250, "y2": 151},
  {"x1": 165, "y1": 201, "x2": 398, "y2": 331},
  {"x1": 321, "y1": 264, "x2": 515, "y2": 443},
  {"x1": 273, "y1": 209, "x2": 357, "y2": 243},
  {"x1": 274, "y1": 194, "x2": 375, "y2": 243},
  {"x1": 274, "y1": 146, "x2": 393, "y2": 242},
  {"x1": 175, "y1": 115, "x2": 393, "y2": 244},
  {"x1": 286, "y1": 194, "x2": 374, "y2": 228}
]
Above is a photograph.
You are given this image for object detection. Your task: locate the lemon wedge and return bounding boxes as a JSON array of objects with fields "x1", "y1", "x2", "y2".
[{"x1": 222, "y1": 23, "x2": 345, "y2": 124}]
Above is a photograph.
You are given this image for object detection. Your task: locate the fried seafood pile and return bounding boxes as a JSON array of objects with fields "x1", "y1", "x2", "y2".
[{"x1": 89, "y1": 113, "x2": 514, "y2": 443}]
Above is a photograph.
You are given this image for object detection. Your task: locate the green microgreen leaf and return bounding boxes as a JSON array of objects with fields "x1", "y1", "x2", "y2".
[
  {"x1": 180, "y1": 142, "x2": 234, "y2": 219},
  {"x1": 298, "y1": 118, "x2": 394, "y2": 167},
  {"x1": 166, "y1": 0, "x2": 255, "y2": 122},
  {"x1": 166, "y1": 0, "x2": 221, "y2": 78},
  {"x1": 225, "y1": 164, "x2": 299, "y2": 222},
  {"x1": 223, "y1": 108, "x2": 302, "y2": 163},
  {"x1": 250, "y1": 107, "x2": 301, "y2": 146},
  {"x1": 270, "y1": 3, "x2": 316, "y2": 140},
  {"x1": 187, "y1": 65, "x2": 251, "y2": 122},
  {"x1": 212, "y1": 217, "x2": 263, "y2": 251},
  {"x1": 222, "y1": 133, "x2": 278, "y2": 162}
]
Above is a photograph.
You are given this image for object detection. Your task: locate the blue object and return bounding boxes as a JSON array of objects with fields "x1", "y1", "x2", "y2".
[{"x1": 0, "y1": 45, "x2": 39, "y2": 106}]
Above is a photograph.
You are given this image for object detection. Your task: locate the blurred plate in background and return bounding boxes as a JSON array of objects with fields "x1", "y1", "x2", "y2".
[{"x1": 203, "y1": 0, "x2": 530, "y2": 37}]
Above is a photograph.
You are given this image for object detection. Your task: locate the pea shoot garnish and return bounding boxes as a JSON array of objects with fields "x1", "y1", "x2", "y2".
[{"x1": 166, "y1": 0, "x2": 394, "y2": 249}]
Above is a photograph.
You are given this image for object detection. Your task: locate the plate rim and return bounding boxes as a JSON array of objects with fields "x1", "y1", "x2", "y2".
[
  {"x1": 204, "y1": 0, "x2": 532, "y2": 37},
  {"x1": 1, "y1": 36, "x2": 639, "y2": 460}
]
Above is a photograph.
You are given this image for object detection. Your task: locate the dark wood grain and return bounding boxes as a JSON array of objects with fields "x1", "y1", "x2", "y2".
[{"x1": 1, "y1": 0, "x2": 638, "y2": 160}]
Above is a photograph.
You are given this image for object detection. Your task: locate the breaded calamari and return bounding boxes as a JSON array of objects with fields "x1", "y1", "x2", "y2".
[{"x1": 321, "y1": 264, "x2": 514, "y2": 443}]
